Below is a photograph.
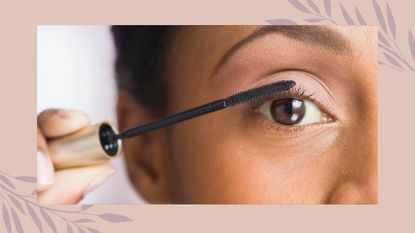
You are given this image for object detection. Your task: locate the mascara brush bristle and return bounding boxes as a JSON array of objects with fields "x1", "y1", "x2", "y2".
[{"x1": 225, "y1": 80, "x2": 296, "y2": 106}]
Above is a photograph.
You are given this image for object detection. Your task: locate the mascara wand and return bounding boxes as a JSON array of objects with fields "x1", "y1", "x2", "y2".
[
  {"x1": 115, "y1": 80, "x2": 296, "y2": 139},
  {"x1": 47, "y1": 80, "x2": 295, "y2": 170}
]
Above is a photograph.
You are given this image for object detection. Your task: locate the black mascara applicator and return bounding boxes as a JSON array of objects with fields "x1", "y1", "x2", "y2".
[
  {"x1": 116, "y1": 80, "x2": 295, "y2": 139},
  {"x1": 48, "y1": 80, "x2": 295, "y2": 170}
]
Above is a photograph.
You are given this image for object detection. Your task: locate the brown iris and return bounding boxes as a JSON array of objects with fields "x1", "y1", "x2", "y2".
[{"x1": 270, "y1": 98, "x2": 305, "y2": 125}]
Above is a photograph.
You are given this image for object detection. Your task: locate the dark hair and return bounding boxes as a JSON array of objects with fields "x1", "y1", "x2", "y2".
[{"x1": 111, "y1": 26, "x2": 177, "y2": 115}]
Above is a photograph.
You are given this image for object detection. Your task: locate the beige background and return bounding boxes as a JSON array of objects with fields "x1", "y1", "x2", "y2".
[{"x1": 1, "y1": 0, "x2": 415, "y2": 232}]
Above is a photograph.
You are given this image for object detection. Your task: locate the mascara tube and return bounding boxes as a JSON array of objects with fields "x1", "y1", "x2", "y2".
[{"x1": 47, "y1": 122, "x2": 122, "y2": 170}]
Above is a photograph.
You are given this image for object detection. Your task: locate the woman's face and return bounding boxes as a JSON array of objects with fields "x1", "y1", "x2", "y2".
[{"x1": 122, "y1": 26, "x2": 377, "y2": 204}]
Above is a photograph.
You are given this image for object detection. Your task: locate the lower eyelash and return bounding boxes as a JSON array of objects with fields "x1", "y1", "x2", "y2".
[
  {"x1": 262, "y1": 120, "x2": 307, "y2": 133},
  {"x1": 251, "y1": 112, "x2": 332, "y2": 136}
]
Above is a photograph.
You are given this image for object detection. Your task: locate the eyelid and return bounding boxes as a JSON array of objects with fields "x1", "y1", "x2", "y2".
[
  {"x1": 225, "y1": 69, "x2": 343, "y2": 130},
  {"x1": 247, "y1": 86, "x2": 315, "y2": 112},
  {"x1": 246, "y1": 85, "x2": 336, "y2": 129}
]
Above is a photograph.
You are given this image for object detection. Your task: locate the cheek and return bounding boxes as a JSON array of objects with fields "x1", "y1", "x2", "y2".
[
  {"x1": 168, "y1": 109, "x2": 345, "y2": 203},
  {"x1": 233, "y1": 127, "x2": 343, "y2": 203}
]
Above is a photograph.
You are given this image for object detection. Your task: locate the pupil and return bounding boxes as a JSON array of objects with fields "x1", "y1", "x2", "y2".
[{"x1": 270, "y1": 98, "x2": 305, "y2": 125}]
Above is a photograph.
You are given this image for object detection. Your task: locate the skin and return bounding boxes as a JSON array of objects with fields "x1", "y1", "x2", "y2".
[{"x1": 37, "y1": 26, "x2": 377, "y2": 204}]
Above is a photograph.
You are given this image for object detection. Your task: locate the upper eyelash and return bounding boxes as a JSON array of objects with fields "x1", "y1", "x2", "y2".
[{"x1": 247, "y1": 86, "x2": 315, "y2": 111}]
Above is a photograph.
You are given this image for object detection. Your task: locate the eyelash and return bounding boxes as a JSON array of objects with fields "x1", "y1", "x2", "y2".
[{"x1": 248, "y1": 86, "x2": 316, "y2": 111}]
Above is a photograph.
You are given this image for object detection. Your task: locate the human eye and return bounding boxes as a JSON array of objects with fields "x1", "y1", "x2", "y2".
[{"x1": 254, "y1": 86, "x2": 334, "y2": 127}]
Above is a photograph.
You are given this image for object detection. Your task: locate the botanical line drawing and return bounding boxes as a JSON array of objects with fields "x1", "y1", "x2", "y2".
[
  {"x1": 267, "y1": 0, "x2": 415, "y2": 72},
  {"x1": 0, "y1": 170, "x2": 132, "y2": 233}
]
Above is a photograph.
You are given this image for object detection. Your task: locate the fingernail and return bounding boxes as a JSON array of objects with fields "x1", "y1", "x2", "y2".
[
  {"x1": 37, "y1": 151, "x2": 54, "y2": 188},
  {"x1": 84, "y1": 167, "x2": 115, "y2": 194},
  {"x1": 57, "y1": 109, "x2": 78, "y2": 118}
]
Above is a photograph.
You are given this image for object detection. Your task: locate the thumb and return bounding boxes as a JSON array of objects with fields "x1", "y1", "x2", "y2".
[{"x1": 37, "y1": 163, "x2": 114, "y2": 204}]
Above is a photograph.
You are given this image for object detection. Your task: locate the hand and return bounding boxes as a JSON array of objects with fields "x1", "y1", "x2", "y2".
[{"x1": 37, "y1": 109, "x2": 114, "y2": 204}]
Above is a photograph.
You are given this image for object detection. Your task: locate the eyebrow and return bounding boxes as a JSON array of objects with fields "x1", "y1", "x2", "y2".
[{"x1": 211, "y1": 25, "x2": 351, "y2": 75}]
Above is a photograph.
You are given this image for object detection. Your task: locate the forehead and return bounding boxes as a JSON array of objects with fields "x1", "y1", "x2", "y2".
[
  {"x1": 166, "y1": 26, "x2": 375, "y2": 72},
  {"x1": 165, "y1": 26, "x2": 257, "y2": 79},
  {"x1": 164, "y1": 26, "x2": 376, "y2": 102}
]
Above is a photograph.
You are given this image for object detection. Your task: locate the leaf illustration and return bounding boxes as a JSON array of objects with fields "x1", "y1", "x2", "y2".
[
  {"x1": 26, "y1": 202, "x2": 42, "y2": 233},
  {"x1": 1, "y1": 171, "x2": 135, "y2": 233},
  {"x1": 10, "y1": 208, "x2": 24, "y2": 233},
  {"x1": 355, "y1": 6, "x2": 367, "y2": 25},
  {"x1": 307, "y1": 0, "x2": 320, "y2": 14},
  {"x1": 99, "y1": 213, "x2": 133, "y2": 223},
  {"x1": 304, "y1": 18, "x2": 324, "y2": 23},
  {"x1": 40, "y1": 208, "x2": 57, "y2": 233},
  {"x1": 15, "y1": 176, "x2": 36, "y2": 183},
  {"x1": 408, "y1": 30, "x2": 415, "y2": 61},
  {"x1": 379, "y1": 32, "x2": 390, "y2": 47},
  {"x1": 0, "y1": 174, "x2": 15, "y2": 189},
  {"x1": 87, "y1": 228, "x2": 101, "y2": 233},
  {"x1": 383, "y1": 52, "x2": 403, "y2": 68},
  {"x1": 81, "y1": 205, "x2": 93, "y2": 211},
  {"x1": 373, "y1": 0, "x2": 388, "y2": 33},
  {"x1": 266, "y1": 19, "x2": 298, "y2": 25},
  {"x1": 324, "y1": 0, "x2": 331, "y2": 17},
  {"x1": 67, "y1": 224, "x2": 73, "y2": 233},
  {"x1": 288, "y1": 0, "x2": 311, "y2": 13},
  {"x1": 340, "y1": 4, "x2": 355, "y2": 25},
  {"x1": 74, "y1": 218, "x2": 95, "y2": 223},
  {"x1": 7, "y1": 194, "x2": 25, "y2": 214},
  {"x1": 385, "y1": 3, "x2": 396, "y2": 38},
  {"x1": 2, "y1": 203, "x2": 12, "y2": 233}
]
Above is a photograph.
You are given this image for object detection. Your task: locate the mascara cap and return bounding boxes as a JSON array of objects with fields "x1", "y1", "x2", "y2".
[{"x1": 48, "y1": 121, "x2": 122, "y2": 170}]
